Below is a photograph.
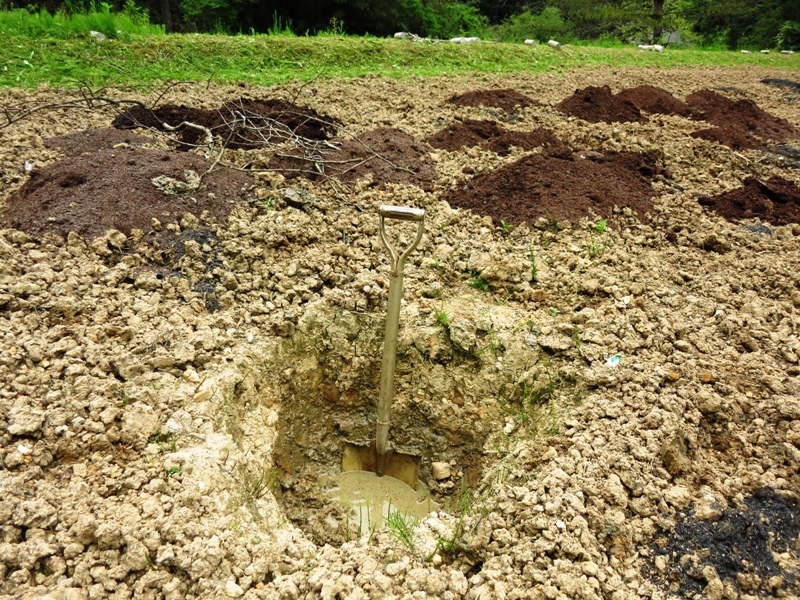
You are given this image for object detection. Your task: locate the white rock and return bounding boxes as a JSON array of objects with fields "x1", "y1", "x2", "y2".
[
  {"x1": 664, "y1": 485, "x2": 692, "y2": 509},
  {"x1": 224, "y1": 580, "x2": 244, "y2": 598},
  {"x1": 394, "y1": 32, "x2": 409, "y2": 39},
  {"x1": 432, "y1": 462, "x2": 451, "y2": 480},
  {"x1": 8, "y1": 405, "x2": 45, "y2": 435}
]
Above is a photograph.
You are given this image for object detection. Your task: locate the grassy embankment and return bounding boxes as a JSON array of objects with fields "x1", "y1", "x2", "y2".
[{"x1": 2, "y1": 27, "x2": 799, "y2": 89}]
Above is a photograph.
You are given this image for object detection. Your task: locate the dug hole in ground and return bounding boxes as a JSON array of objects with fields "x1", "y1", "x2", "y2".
[{"x1": 0, "y1": 64, "x2": 799, "y2": 600}]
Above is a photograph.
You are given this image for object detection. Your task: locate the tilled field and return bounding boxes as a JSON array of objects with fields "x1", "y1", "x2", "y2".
[{"x1": 1, "y1": 64, "x2": 800, "y2": 600}]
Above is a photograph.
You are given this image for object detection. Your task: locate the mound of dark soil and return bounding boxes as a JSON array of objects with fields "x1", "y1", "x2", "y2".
[
  {"x1": 556, "y1": 85, "x2": 646, "y2": 124},
  {"x1": 44, "y1": 128, "x2": 155, "y2": 154},
  {"x1": 1, "y1": 148, "x2": 254, "y2": 241},
  {"x1": 648, "y1": 488, "x2": 800, "y2": 598},
  {"x1": 690, "y1": 127, "x2": 764, "y2": 150},
  {"x1": 112, "y1": 98, "x2": 339, "y2": 150},
  {"x1": 686, "y1": 89, "x2": 798, "y2": 141},
  {"x1": 698, "y1": 176, "x2": 800, "y2": 226},
  {"x1": 441, "y1": 150, "x2": 663, "y2": 224},
  {"x1": 424, "y1": 119, "x2": 565, "y2": 156},
  {"x1": 447, "y1": 89, "x2": 539, "y2": 113},
  {"x1": 269, "y1": 127, "x2": 436, "y2": 191},
  {"x1": 616, "y1": 85, "x2": 690, "y2": 116}
]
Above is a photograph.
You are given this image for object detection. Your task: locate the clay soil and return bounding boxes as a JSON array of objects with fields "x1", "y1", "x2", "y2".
[{"x1": 1, "y1": 65, "x2": 800, "y2": 600}]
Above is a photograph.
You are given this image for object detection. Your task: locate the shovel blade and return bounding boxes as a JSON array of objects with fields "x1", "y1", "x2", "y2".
[{"x1": 342, "y1": 441, "x2": 420, "y2": 489}]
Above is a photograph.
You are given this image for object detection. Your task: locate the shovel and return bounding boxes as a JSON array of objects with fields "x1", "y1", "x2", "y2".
[{"x1": 341, "y1": 205, "x2": 425, "y2": 489}]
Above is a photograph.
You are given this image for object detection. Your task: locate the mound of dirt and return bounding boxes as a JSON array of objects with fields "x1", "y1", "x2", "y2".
[
  {"x1": 44, "y1": 128, "x2": 155, "y2": 154},
  {"x1": 698, "y1": 176, "x2": 800, "y2": 225},
  {"x1": 648, "y1": 488, "x2": 800, "y2": 598},
  {"x1": 447, "y1": 89, "x2": 539, "y2": 113},
  {"x1": 112, "y1": 98, "x2": 339, "y2": 150},
  {"x1": 556, "y1": 85, "x2": 646, "y2": 124},
  {"x1": 686, "y1": 89, "x2": 798, "y2": 141},
  {"x1": 441, "y1": 150, "x2": 663, "y2": 224},
  {"x1": 1, "y1": 148, "x2": 254, "y2": 241},
  {"x1": 616, "y1": 85, "x2": 691, "y2": 116},
  {"x1": 690, "y1": 126, "x2": 764, "y2": 150},
  {"x1": 424, "y1": 119, "x2": 565, "y2": 156},
  {"x1": 269, "y1": 127, "x2": 436, "y2": 191}
]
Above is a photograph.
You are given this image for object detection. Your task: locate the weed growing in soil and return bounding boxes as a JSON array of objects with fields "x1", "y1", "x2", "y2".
[
  {"x1": 468, "y1": 270, "x2": 492, "y2": 292},
  {"x1": 385, "y1": 503, "x2": 418, "y2": 550},
  {"x1": 529, "y1": 246, "x2": 538, "y2": 283},
  {"x1": 587, "y1": 218, "x2": 608, "y2": 259}
]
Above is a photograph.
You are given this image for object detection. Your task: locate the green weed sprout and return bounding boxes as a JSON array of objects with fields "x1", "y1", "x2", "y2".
[{"x1": 385, "y1": 501, "x2": 418, "y2": 549}]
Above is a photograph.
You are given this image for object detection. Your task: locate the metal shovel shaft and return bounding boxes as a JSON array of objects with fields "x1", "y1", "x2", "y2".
[
  {"x1": 375, "y1": 205, "x2": 425, "y2": 477},
  {"x1": 375, "y1": 272, "x2": 403, "y2": 476}
]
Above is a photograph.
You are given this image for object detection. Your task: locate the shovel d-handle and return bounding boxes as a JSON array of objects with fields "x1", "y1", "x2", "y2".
[{"x1": 376, "y1": 205, "x2": 425, "y2": 477}]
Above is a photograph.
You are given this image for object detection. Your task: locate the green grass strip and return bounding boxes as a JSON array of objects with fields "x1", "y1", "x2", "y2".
[{"x1": 2, "y1": 33, "x2": 798, "y2": 89}]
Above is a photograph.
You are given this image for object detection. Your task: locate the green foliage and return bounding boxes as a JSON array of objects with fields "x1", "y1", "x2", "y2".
[
  {"x1": 385, "y1": 504, "x2": 418, "y2": 549},
  {"x1": 486, "y1": 6, "x2": 570, "y2": 43},
  {"x1": 777, "y1": 21, "x2": 800, "y2": 50},
  {"x1": 0, "y1": 4, "x2": 163, "y2": 38},
  {"x1": 400, "y1": 0, "x2": 486, "y2": 38},
  {"x1": 468, "y1": 270, "x2": 491, "y2": 293}
]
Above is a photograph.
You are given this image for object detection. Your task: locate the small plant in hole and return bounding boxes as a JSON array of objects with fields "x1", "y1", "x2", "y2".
[
  {"x1": 434, "y1": 306, "x2": 452, "y2": 334},
  {"x1": 149, "y1": 430, "x2": 177, "y2": 452},
  {"x1": 529, "y1": 246, "x2": 538, "y2": 283},
  {"x1": 587, "y1": 218, "x2": 608, "y2": 259},
  {"x1": 167, "y1": 466, "x2": 182, "y2": 477},
  {"x1": 385, "y1": 502, "x2": 418, "y2": 550},
  {"x1": 545, "y1": 210, "x2": 559, "y2": 233},
  {"x1": 500, "y1": 220, "x2": 512, "y2": 237},
  {"x1": 468, "y1": 270, "x2": 491, "y2": 293},
  {"x1": 547, "y1": 307, "x2": 559, "y2": 316}
]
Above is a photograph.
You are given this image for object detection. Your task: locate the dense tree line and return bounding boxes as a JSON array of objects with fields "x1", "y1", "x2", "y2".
[{"x1": 2, "y1": 0, "x2": 798, "y2": 49}]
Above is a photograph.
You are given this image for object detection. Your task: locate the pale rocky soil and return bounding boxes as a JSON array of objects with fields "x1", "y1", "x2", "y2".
[{"x1": 0, "y1": 65, "x2": 799, "y2": 600}]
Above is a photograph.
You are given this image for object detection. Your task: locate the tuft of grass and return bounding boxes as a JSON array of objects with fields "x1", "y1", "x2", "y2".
[
  {"x1": 434, "y1": 305, "x2": 452, "y2": 334},
  {"x1": 385, "y1": 502, "x2": 418, "y2": 550},
  {"x1": 468, "y1": 270, "x2": 491, "y2": 293}
]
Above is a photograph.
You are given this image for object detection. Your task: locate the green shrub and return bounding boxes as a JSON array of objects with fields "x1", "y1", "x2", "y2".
[
  {"x1": 400, "y1": 0, "x2": 486, "y2": 38},
  {"x1": 777, "y1": 21, "x2": 800, "y2": 50},
  {"x1": 486, "y1": 7, "x2": 569, "y2": 43}
]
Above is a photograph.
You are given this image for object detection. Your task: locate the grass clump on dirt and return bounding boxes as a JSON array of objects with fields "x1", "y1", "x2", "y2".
[{"x1": 1, "y1": 30, "x2": 798, "y2": 88}]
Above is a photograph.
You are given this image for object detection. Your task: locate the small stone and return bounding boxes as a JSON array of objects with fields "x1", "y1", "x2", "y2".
[
  {"x1": 183, "y1": 368, "x2": 201, "y2": 383},
  {"x1": 225, "y1": 580, "x2": 244, "y2": 598},
  {"x1": 385, "y1": 560, "x2": 408, "y2": 576},
  {"x1": 193, "y1": 389, "x2": 213, "y2": 403},
  {"x1": 432, "y1": 462, "x2": 451, "y2": 480}
]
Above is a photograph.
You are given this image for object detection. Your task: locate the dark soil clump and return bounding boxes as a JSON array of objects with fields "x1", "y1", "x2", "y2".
[
  {"x1": 441, "y1": 150, "x2": 663, "y2": 224},
  {"x1": 556, "y1": 85, "x2": 646, "y2": 124},
  {"x1": 686, "y1": 89, "x2": 798, "y2": 141},
  {"x1": 269, "y1": 127, "x2": 436, "y2": 191},
  {"x1": 447, "y1": 89, "x2": 539, "y2": 113},
  {"x1": 690, "y1": 127, "x2": 764, "y2": 150},
  {"x1": 425, "y1": 119, "x2": 565, "y2": 156},
  {"x1": 112, "y1": 98, "x2": 339, "y2": 150},
  {"x1": 1, "y1": 148, "x2": 254, "y2": 241},
  {"x1": 647, "y1": 488, "x2": 800, "y2": 597},
  {"x1": 616, "y1": 85, "x2": 690, "y2": 116},
  {"x1": 44, "y1": 128, "x2": 155, "y2": 154},
  {"x1": 698, "y1": 176, "x2": 800, "y2": 226}
]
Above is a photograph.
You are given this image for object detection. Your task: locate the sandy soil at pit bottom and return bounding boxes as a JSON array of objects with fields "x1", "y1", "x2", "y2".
[{"x1": 0, "y1": 65, "x2": 799, "y2": 600}]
